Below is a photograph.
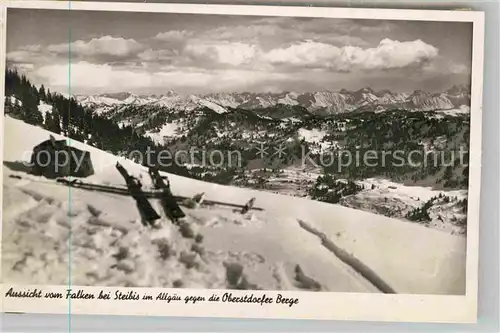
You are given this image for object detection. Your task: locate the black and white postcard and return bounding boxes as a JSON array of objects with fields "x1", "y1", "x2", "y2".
[{"x1": 1, "y1": 1, "x2": 484, "y2": 323}]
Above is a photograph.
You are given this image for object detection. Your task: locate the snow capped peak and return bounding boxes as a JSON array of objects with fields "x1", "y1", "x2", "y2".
[
  {"x1": 195, "y1": 98, "x2": 228, "y2": 114},
  {"x1": 406, "y1": 90, "x2": 454, "y2": 111},
  {"x1": 77, "y1": 85, "x2": 470, "y2": 116},
  {"x1": 76, "y1": 93, "x2": 136, "y2": 107}
]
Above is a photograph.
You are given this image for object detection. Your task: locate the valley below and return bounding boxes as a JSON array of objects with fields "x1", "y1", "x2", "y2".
[{"x1": 77, "y1": 85, "x2": 470, "y2": 236}]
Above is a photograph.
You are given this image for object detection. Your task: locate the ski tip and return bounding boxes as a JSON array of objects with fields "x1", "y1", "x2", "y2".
[
  {"x1": 150, "y1": 220, "x2": 163, "y2": 229},
  {"x1": 193, "y1": 192, "x2": 205, "y2": 202},
  {"x1": 247, "y1": 197, "x2": 256, "y2": 206}
]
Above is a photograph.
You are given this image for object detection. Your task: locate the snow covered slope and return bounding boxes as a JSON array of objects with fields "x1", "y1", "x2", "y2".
[
  {"x1": 2, "y1": 116, "x2": 466, "y2": 294},
  {"x1": 37, "y1": 101, "x2": 53, "y2": 119}
]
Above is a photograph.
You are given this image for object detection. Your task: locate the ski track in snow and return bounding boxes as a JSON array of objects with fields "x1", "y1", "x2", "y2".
[
  {"x1": 2, "y1": 116, "x2": 466, "y2": 294},
  {"x1": 296, "y1": 219, "x2": 396, "y2": 294}
]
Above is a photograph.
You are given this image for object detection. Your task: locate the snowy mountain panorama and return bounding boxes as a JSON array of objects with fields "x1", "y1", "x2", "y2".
[
  {"x1": 76, "y1": 85, "x2": 471, "y2": 116},
  {"x1": 4, "y1": 68, "x2": 471, "y2": 238},
  {"x1": 3, "y1": 11, "x2": 474, "y2": 297},
  {"x1": 65, "y1": 85, "x2": 471, "y2": 237},
  {"x1": 2, "y1": 73, "x2": 470, "y2": 295}
]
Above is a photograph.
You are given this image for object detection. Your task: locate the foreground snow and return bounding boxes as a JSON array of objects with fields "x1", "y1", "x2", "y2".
[{"x1": 2, "y1": 116, "x2": 466, "y2": 294}]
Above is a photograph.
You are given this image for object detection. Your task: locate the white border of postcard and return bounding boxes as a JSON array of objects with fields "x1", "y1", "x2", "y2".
[{"x1": 0, "y1": 0, "x2": 485, "y2": 323}]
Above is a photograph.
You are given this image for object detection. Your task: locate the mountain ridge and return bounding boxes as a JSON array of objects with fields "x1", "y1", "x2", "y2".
[{"x1": 76, "y1": 85, "x2": 471, "y2": 115}]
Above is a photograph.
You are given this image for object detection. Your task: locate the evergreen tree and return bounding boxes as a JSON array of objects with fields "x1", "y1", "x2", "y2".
[
  {"x1": 52, "y1": 112, "x2": 62, "y2": 134},
  {"x1": 4, "y1": 94, "x2": 11, "y2": 113},
  {"x1": 39, "y1": 84, "x2": 46, "y2": 101}
]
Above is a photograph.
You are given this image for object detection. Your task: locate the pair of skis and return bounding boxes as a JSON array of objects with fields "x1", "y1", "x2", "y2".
[
  {"x1": 115, "y1": 162, "x2": 186, "y2": 227},
  {"x1": 55, "y1": 176, "x2": 261, "y2": 212},
  {"x1": 28, "y1": 162, "x2": 262, "y2": 228},
  {"x1": 147, "y1": 165, "x2": 186, "y2": 224},
  {"x1": 115, "y1": 163, "x2": 260, "y2": 227}
]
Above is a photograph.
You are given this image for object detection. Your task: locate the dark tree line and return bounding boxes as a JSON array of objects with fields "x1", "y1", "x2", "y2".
[
  {"x1": 4, "y1": 69, "x2": 160, "y2": 159},
  {"x1": 5, "y1": 69, "x2": 43, "y2": 126},
  {"x1": 3, "y1": 69, "x2": 236, "y2": 182}
]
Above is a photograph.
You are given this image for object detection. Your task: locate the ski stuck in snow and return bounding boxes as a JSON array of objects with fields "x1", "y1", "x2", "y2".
[
  {"x1": 147, "y1": 165, "x2": 187, "y2": 224},
  {"x1": 115, "y1": 162, "x2": 161, "y2": 227}
]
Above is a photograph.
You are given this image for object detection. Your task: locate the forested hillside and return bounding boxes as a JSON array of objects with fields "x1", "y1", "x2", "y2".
[
  {"x1": 3, "y1": 69, "x2": 200, "y2": 179},
  {"x1": 5, "y1": 69, "x2": 157, "y2": 153}
]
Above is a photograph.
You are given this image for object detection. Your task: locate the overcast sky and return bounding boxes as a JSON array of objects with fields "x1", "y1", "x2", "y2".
[{"x1": 6, "y1": 8, "x2": 473, "y2": 96}]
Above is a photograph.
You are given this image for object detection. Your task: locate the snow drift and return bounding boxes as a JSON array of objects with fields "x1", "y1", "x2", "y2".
[{"x1": 2, "y1": 116, "x2": 466, "y2": 295}]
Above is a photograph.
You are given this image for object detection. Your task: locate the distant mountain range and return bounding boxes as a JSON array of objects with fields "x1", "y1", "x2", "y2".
[{"x1": 76, "y1": 85, "x2": 471, "y2": 115}]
